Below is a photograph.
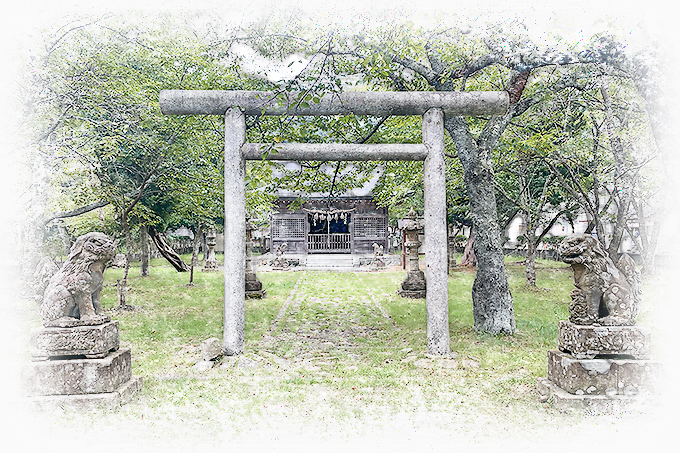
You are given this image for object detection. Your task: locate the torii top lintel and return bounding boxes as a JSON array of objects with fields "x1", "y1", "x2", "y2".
[{"x1": 159, "y1": 90, "x2": 509, "y2": 117}]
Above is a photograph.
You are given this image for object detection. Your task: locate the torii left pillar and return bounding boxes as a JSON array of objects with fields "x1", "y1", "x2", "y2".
[{"x1": 223, "y1": 108, "x2": 246, "y2": 355}]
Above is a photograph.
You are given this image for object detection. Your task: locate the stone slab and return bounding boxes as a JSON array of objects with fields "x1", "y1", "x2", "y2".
[
  {"x1": 397, "y1": 288, "x2": 426, "y2": 299},
  {"x1": 22, "y1": 348, "x2": 132, "y2": 396},
  {"x1": 558, "y1": 320, "x2": 651, "y2": 359},
  {"x1": 546, "y1": 350, "x2": 661, "y2": 396},
  {"x1": 536, "y1": 377, "x2": 657, "y2": 414},
  {"x1": 30, "y1": 321, "x2": 119, "y2": 360},
  {"x1": 26, "y1": 375, "x2": 143, "y2": 411}
]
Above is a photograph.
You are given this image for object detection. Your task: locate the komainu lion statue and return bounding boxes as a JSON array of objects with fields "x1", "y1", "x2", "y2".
[
  {"x1": 558, "y1": 234, "x2": 641, "y2": 326},
  {"x1": 39, "y1": 232, "x2": 117, "y2": 327}
]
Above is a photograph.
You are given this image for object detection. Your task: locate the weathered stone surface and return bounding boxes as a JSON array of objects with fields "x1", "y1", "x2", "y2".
[
  {"x1": 399, "y1": 269, "x2": 426, "y2": 298},
  {"x1": 202, "y1": 229, "x2": 219, "y2": 272},
  {"x1": 44, "y1": 315, "x2": 111, "y2": 328},
  {"x1": 30, "y1": 321, "x2": 120, "y2": 360},
  {"x1": 223, "y1": 107, "x2": 246, "y2": 356},
  {"x1": 160, "y1": 89, "x2": 510, "y2": 117},
  {"x1": 245, "y1": 271, "x2": 265, "y2": 297},
  {"x1": 39, "y1": 232, "x2": 117, "y2": 327},
  {"x1": 243, "y1": 143, "x2": 429, "y2": 162},
  {"x1": 200, "y1": 337, "x2": 223, "y2": 361},
  {"x1": 26, "y1": 375, "x2": 143, "y2": 411},
  {"x1": 22, "y1": 348, "x2": 133, "y2": 396},
  {"x1": 423, "y1": 107, "x2": 450, "y2": 356},
  {"x1": 398, "y1": 209, "x2": 426, "y2": 299},
  {"x1": 109, "y1": 253, "x2": 127, "y2": 268},
  {"x1": 558, "y1": 320, "x2": 651, "y2": 359},
  {"x1": 536, "y1": 377, "x2": 657, "y2": 413},
  {"x1": 559, "y1": 234, "x2": 641, "y2": 326},
  {"x1": 34, "y1": 256, "x2": 59, "y2": 301},
  {"x1": 245, "y1": 218, "x2": 265, "y2": 298},
  {"x1": 547, "y1": 349, "x2": 661, "y2": 396}
]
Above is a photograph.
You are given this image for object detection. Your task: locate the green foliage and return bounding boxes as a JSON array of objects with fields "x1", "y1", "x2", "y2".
[
  {"x1": 25, "y1": 13, "x2": 661, "y2": 269},
  {"x1": 26, "y1": 15, "x2": 277, "y2": 237}
]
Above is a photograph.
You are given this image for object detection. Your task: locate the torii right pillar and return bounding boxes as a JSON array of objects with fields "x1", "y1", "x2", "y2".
[{"x1": 422, "y1": 108, "x2": 450, "y2": 356}]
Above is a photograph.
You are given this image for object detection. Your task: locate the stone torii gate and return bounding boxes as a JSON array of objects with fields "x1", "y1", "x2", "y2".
[{"x1": 159, "y1": 90, "x2": 509, "y2": 356}]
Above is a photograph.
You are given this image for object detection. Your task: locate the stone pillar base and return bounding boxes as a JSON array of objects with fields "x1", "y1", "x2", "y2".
[
  {"x1": 537, "y1": 348, "x2": 661, "y2": 413},
  {"x1": 30, "y1": 321, "x2": 120, "y2": 360},
  {"x1": 558, "y1": 320, "x2": 651, "y2": 359},
  {"x1": 547, "y1": 349, "x2": 661, "y2": 396},
  {"x1": 26, "y1": 375, "x2": 143, "y2": 410},
  {"x1": 245, "y1": 273, "x2": 265, "y2": 298},
  {"x1": 22, "y1": 348, "x2": 134, "y2": 396},
  {"x1": 397, "y1": 288, "x2": 426, "y2": 299},
  {"x1": 398, "y1": 270, "x2": 426, "y2": 299},
  {"x1": 24, "y1": 319, "x2": 142, "y2": 409},
  {"x1": 536, "y1": 377, "x2": 657, "y2": 413}
]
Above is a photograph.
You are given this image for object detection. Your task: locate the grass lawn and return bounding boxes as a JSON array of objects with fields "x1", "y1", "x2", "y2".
[{"x1": 7, "y1": 254, "x2": 672, "y2": 450}]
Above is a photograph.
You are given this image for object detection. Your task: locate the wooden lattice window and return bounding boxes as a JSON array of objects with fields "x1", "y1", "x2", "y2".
[
  {"x1": 353, "y1": 216, "x2": 387, "y2": 238},
  {"x1": 271, "y1": 217, "x2": 306, "y2": 238}
]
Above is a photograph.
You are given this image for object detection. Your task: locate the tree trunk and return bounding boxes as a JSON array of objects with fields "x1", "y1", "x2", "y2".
[
  {"x1": 202, "y1": 232, "x2": 208, "y2": 261},
  {"x1": 446, "y1": 115, "x2": 516, "y2": 335},
  {"x1": 140, "y1": 224, "x2": 150, "y2": 277},
  {"x1": 191, "y1": 224, "x2": 203, "y2": 267},
  {"x1": 149, "y1": 226, "x2": 190, "y2": 272},
  {"x1": 461, "y1": 228, "x2": 476, "y2": 266},
  {"x1": 189, "y1": 224, "x2": 203, "y2": 285},
  {"x1": 525, "y1": 224, "x2": 537, "y2": 287},
  {"x1": 118, "y1": 210, "x2": 132, "y2": 308}
]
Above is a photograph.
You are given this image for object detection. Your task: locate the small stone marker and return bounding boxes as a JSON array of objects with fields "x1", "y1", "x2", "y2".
[
  {"x1": 201, "y1": 337, "x2": 224, "y2": 361},
  {"x1": 202, "y1": 229, "x2": 219, "y2": 272}
]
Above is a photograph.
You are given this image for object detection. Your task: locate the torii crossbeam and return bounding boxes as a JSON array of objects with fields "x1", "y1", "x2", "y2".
[{"x1": 159, "y1": 89, "x2": 509, "y2": 356}]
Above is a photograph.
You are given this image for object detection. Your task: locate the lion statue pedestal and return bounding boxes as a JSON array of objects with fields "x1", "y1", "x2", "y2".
[
  {"x1": 536, "y1": 234, "x2": 662, "y2": 412},
  {"x1": 22, "y1": 232, "x2": 142, "y2": 409}
]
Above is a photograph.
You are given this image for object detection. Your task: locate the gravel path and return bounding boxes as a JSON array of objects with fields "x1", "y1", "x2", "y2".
[{"x1": 256, "y1": 271, "x2": 396, "y2": 370}]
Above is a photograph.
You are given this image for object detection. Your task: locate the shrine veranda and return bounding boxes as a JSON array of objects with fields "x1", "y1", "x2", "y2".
[{"x1": 159, "y1": 89, "x2": 509, "y2": 356}]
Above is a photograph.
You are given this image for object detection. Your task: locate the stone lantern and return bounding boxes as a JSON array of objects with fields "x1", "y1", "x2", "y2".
[
  {"x1": 398, "y1": 208, "x2": 426, "y2": 298},
  {"x1": 245, "y1": 218, "x2": 265, "y2": 298},
  {"x1": 202, "y1": 229, "x2": 218, "y2": 272}
]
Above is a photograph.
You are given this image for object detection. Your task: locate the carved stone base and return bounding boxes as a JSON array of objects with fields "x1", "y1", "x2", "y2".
[
  {"x1": 245, "y1": 273, "x2": 265, "y2": 298},
  {"x1": 397, "y1": 288, "x2": 426, "y2": 299},
  {"x1": 202, "y1": 260, "x2": 219, "y2": 272},
  {"x1": 30, "y1": 321, "x2": 120, "y2": 360},
  {"x1": 547, "y1": 350, "x2": 661, "y2": 397},
  {"x1": 22, "y1": 348, "x2": 134, "y2": 396},
  {"x1": 558, "y1": 320, "x2": 651, "y2": 359},
  {"x1": 25, "y1": 375, "x2": 143, "y2": 410},
  {"x1": 45, "y1": 314, "x2": 111, "y2": 328},
  {"x1": 398, "y1": 270, "x2": 426, "y2": 298},
  {"x1": 536, "y1": 377, "x2": 656, "y2": 413}
]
